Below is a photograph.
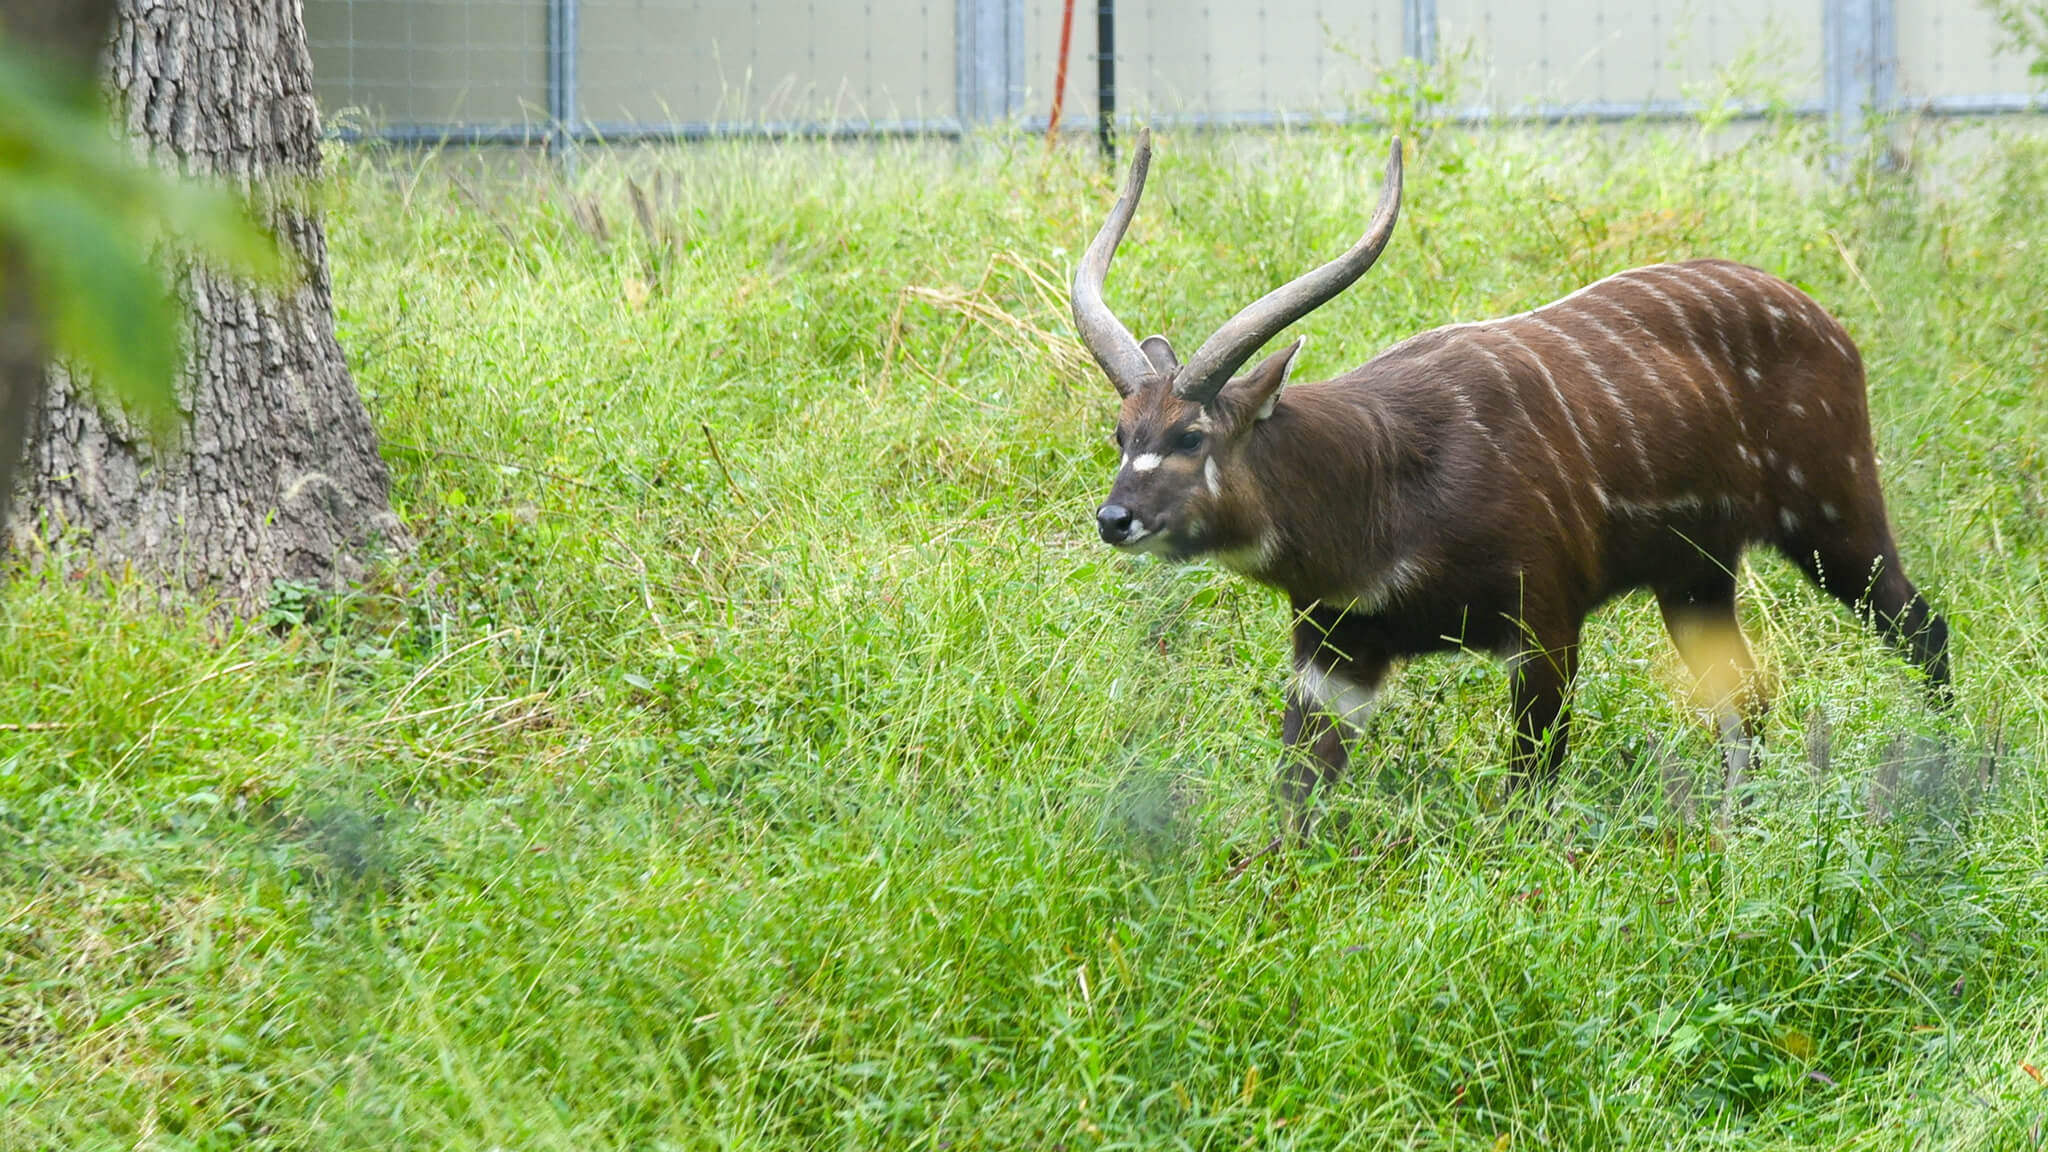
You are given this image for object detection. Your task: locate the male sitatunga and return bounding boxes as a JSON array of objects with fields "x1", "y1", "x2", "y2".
[{"x1": 1072, "y1": 131, "x2": 1949, "y2": 826}]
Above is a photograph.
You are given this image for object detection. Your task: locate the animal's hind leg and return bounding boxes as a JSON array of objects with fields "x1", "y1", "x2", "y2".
[
  {"x1": 1656, "y1": 567, "x2": 1765, "y2": 813},
  {"x1": 1784, "y1": 523, "x2": 1952, "y2": 706}
]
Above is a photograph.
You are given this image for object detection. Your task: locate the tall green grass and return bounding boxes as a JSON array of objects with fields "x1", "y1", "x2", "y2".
[{"x1": 2, "y1": 114, "x2": 2045, "y2": 1149}]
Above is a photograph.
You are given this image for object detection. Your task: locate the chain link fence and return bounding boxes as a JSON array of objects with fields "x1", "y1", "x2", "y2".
[{"x1": 304, "y1": 0, "x2": 2047, "y2": 155}]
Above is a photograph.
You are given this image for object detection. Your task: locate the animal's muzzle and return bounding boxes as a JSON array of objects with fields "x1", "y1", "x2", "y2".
[{"x1": 1096, "y1": 503, "x2": 1136, "y2": 544}]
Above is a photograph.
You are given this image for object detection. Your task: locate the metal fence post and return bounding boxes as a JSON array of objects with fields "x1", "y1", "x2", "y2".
[
  {"x1": 1824, "y1": 0, "x2": 1896, "y2": 163},
  {"x1": 957, "y1": 0, "x2": 1026, "y2": 129},
  {"x1": 1403, "y1": 0, "x2": 1437, "y2": 66},
  {"x1": 1097, "y1": 0, "x2": 1115, "y2": 160},
  {"x1": 548, "y1": 0, "x2": 579, "y2": 174}
]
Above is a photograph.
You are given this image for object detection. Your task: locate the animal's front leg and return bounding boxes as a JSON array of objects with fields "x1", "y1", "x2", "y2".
[
  {"x1": 1507, "y1": 626, "x2": 1582, "y2": 792},
  {"x1": 1277, "y1": 616, "x2": 1388, "y2": 836}
]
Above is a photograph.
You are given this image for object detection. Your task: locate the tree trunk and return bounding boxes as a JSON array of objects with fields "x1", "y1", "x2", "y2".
[{"x1": 11, "y1": 0, "x2": 407, "y2": 611}]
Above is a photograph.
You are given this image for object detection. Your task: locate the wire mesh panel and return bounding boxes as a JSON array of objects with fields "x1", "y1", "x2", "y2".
[
  {"x1": 1438, "y1": 0, "x2": 1822, "y2": 116},
  {"x1": 1019, "y1": 1, "x2": 1405, "y2": 129},
  {"x1": 1895, "y1": 0, "x2": 2039, "y2": 110},
  {"x1": 305, "y1": 0, "x2": 548, "y2": 130},
  {"x1": 575, "y1": 0, "x2": 954, "y2": 131},
  {"x1": 300, "y1": 0, "x2": 2045, "y2": 143}
]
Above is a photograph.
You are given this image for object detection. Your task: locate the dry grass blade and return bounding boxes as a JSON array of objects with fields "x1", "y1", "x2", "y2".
[
  {"x1": 451, "y1": 170, "x2": 522, "y2": 252},
  {"x1": 626, "y1": 177, "x2": 658, "y2": 240},
  {"x1": 568, "y1": 192, "x2": 611, "y2": 245},
  {"x1": 886, "y1": 251, "x2": 1095, "y2": 396},
  {"x1": 380, "y1": 627, "x2": 520, "y2": 723}
]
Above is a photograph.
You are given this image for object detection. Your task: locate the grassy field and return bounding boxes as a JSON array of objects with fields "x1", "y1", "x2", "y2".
[{"x1": 3, "y1": 111, "x2": 2047, "y2": 1148}]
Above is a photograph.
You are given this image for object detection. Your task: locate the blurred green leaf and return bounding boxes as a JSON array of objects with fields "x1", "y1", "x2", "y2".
[
  {"x1": 1985, "y1": 0, "x2": 2048, "y2": 82},
  {"x1": 0, "y1": 36, "x2": 286, "y2": 441},
  {"x1": 1, "y1": 175, "x2": 183, "y2": 435}
]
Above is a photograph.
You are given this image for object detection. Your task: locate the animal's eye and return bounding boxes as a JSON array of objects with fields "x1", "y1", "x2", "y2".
[{"x1": 1174, "y1": 429, "x2": 1205, "y2": 453}]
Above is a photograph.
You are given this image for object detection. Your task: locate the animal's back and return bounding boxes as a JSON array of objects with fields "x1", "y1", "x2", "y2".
[{"x1": 1362, "y1": 259, "x2": 1890, "y2": 605}]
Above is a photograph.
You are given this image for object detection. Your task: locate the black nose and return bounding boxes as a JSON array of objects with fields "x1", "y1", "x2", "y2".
[{"x1": 1097, "y1": 503, "x2": 1134, "y2": 544}]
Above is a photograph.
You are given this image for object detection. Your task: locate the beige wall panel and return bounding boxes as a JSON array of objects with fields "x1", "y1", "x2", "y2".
[
  {"x1": 576, "y1": 0, "x2": 953, "y2": 124},
  {"x1": 1437, "y1": 1, "x2": 1819, "y2": 111},
  {"x1": 1305, "y1": 1, "x2": 1408, "y2": 110},
  {"x1": 1120, "y1": 1, "x2": 1219, "y2": 116},
  {"x1": 1024, "y1": 0, "x2": 1403, "y2": 125},
  {"x1": 1019, "y1": 0, "x2": 1077, "y2": 120},
  {"x1": 1192, "y1": 1, "x2": 1405, "y2": 114},
  {"x1": 1895, "y1": 0, "x2": 2033, "y2": 100},
  {"x1": 307, "y1": 0, "x2": 547, "y2": 125}
]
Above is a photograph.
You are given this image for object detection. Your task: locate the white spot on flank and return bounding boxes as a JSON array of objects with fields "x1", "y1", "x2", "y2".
[
  {"x1": 1131, "y1": 453, "x2": 1162, "y2": 473},
  {"x1": 1204, "y1": 456, "x2": 1221, "y2": 496},
  {"x1": 1788, "y1": 401, "x2": 1807, "y2": 418},
  {"x1": 1779, "y1": 508, "x2": 1800, "y2": 533},
  {"x1": 1846, "y1": 454, "x2": 1861, "y2": 475},
  {"x1": 1737, "y1": 445, "x2": 1757, "y2": 467},
  {"x1": 1766, "y1": 303, "x2": 1788, "y2": 323},
  {"x1": 1821, "y1": 502, "x2": 1841, "y2": 521},
  {"x1": 1763, "y1": 448, "x2": 1780, "y2": 467},
  {"x1": 1787, "y1": 464, "x2": 1805, "y2": 487},
  {"x1": 1743, "y1": 364, "x2": 1761, "y2": 383},
  {"x1": 1295, "y1": 663, "x2": 1379, "y2": 731}
]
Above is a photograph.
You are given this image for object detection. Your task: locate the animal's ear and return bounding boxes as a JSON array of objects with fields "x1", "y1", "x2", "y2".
[
  {"x1": 1139, "y1": 334, "x2": 1180, "y2": 376},
  {"x1": 1212, "y1": 337, "x2": 1304, "y2": 428}
]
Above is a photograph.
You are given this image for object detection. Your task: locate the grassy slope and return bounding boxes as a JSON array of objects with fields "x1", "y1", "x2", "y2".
[{"x1": 3, "y1": 117, "x2": 2046, "y2": 1149}]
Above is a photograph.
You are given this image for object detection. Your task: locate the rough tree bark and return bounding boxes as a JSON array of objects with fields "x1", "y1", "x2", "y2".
[{"x1": 9, "y1": 0, "x2": 407, "y2": 610}]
